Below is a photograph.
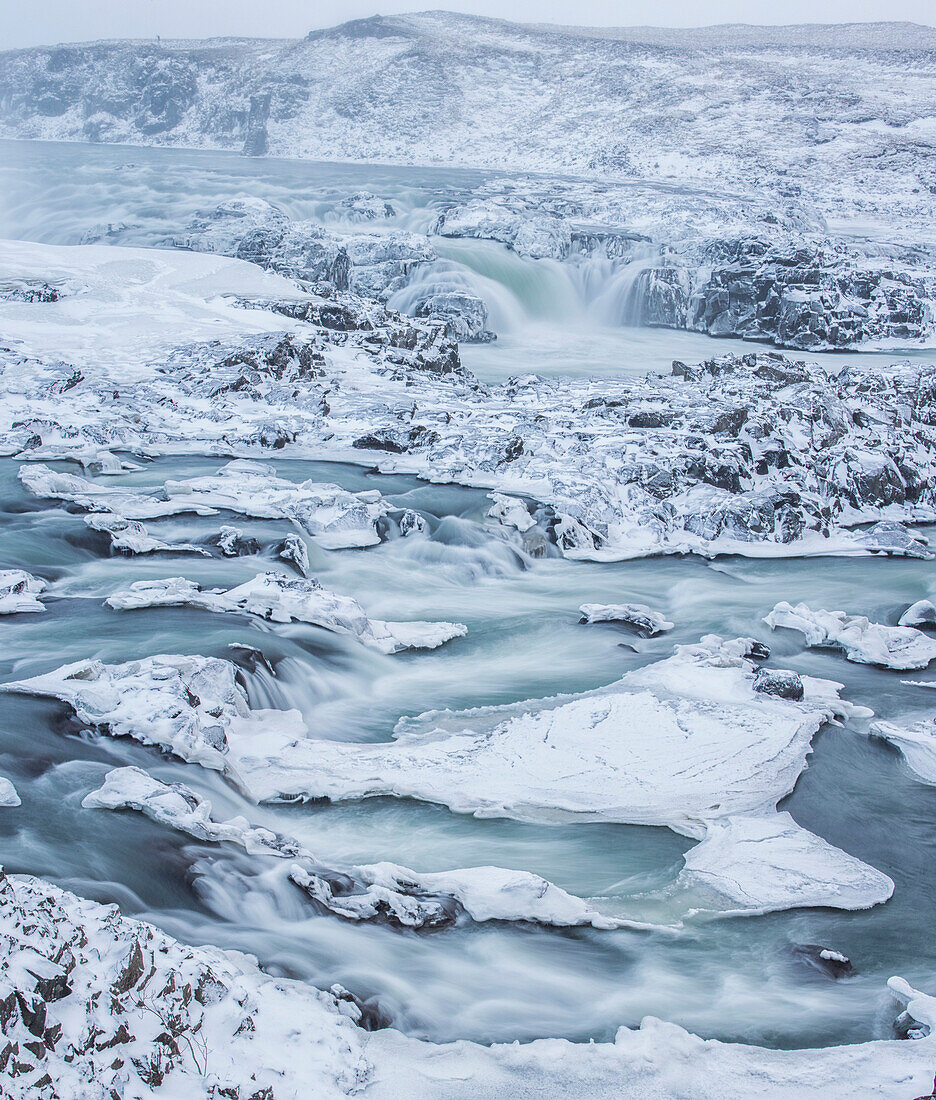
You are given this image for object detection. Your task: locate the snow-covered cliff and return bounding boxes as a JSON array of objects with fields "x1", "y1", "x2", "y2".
[{"x1": 2, "y1": 13, "x2": 936, "y2": 229}]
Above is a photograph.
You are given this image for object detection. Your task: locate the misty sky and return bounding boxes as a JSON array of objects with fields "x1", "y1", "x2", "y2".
[{"x1": 2, "y1": 0, "x2": 933, "y2": 50}]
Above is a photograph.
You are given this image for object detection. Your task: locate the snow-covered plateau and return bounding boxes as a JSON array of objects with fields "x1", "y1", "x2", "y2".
[{"x1": 2, "y1": 13, "x2": 936, "y2": 1098}]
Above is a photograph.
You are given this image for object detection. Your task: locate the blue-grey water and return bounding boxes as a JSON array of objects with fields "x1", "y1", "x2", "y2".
[{"x1": 0, "y1": 140, "x2": 934, "y2": 1050}]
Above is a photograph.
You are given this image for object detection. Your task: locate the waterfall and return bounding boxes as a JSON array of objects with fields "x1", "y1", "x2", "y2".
[{"x1": 588, "y1": 254, "x2": 661, "y2": 328}]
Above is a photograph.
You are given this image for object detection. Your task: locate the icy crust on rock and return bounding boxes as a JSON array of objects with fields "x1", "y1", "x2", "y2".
[
  {"x1": 766, "y1": 602, "x2": 936, "y2": 669},
  {"x1": 106, "y1": 573, "x2": 467, "y2": 654},
  {"x1": 899, "y1": 599, "x2": 936, "y2": 627},
  {"x1": 0, "y1": 638, "x2": 890, "y2": 915},
  {"x1": 579, "y1": 603, "x2": 674, "y2": 636},
  {"x1": 84, "y1": 766, "x2": 650, "y2": 932},
  {"x1": 0, "y1": 775, "x2": 20, "y2": 807},
  {"x1": 0, "y1": 569, "x2": 46, "y2": 615},
  {"x1": 21, "y1": 459, "x2": 390, "y2": 550},
  {"x1": 2, "y1": 867, "x2": 935, "y2": 1100}
]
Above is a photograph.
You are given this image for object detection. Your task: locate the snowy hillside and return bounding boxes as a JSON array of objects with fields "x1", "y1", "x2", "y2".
[{"x1": 2, "y1": 12, "x2": 936, "y2": 227}]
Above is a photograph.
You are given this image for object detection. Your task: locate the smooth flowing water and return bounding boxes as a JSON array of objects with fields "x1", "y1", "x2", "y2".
[{"x1": 0, "y1": 141, "x2": 934, "y2": 1052}]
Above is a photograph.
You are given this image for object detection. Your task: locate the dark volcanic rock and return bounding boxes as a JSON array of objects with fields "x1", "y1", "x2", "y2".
[
  {"x1": 753, "y1": 668, "x2": 805, "y2": 701},
  {"x1": 788, "y1": 943, "x2": 854, "y2": 979},
  {"x1": 242, "y1": 92, "x2": 271, "y2": 156}
]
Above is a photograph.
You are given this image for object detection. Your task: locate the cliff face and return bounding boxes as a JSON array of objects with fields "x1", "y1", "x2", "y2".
[{"x1": 1, "y1": 13, "x2": 936, "y2": 226}]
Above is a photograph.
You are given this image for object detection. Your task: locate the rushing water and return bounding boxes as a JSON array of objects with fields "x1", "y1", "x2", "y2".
[
  {"x1": 1, "y1": 454, "x2": 935, "y2": 1050},
  {"x1": 0, "y1": 141, "x2": 935, "y2": 1052}
]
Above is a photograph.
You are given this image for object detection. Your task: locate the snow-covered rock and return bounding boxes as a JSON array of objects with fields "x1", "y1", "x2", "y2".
[
  {"x1": 487, "y1": 493, "x2": 535, "y2": 532},
  {"x1": 275, "y1": 532, "x2": 311, "y2": 576},
  {"x1": 436, "y1": 203, "x2": 571, "y2": 260},
  {"x1": 765, "y1": 602, "x2": 936, "y2": 669},
  {"x1": 336, "y1": 191, "x2": 396, "y2": 222},
  {"x1": 4, "y1": 241, "x2": 936, "y2": 562},
  {"x1": 106, "y1": 572, "x2": 467, "y2": 654},
  {"x1": 202, "y1": 524, "x2": 260, "y2": 557},
  {"x1": 173, "y1": 197, "x2": 352, "y2": 289},
  {"x1": 899, "y1": 599, "x2": 936, "y2": 627},
  {"x1": 579, "y1": 603, "x2": 674, "y2": 636},
  {"x1": 0, "y1": 653, "x2": 298, "y2": 776},
  {"x1": 0, "y1": 569, "x2": 46, "y2": 615},
  {"x1": 0, "y1": 866, "x2": 375, "y2": 1098}
]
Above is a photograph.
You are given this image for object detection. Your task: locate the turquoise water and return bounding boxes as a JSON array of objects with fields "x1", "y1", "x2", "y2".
[
  {"x1": 0, "y1": 141, "x2": 934, "y2": 1050},
  {"x1": 0, "y1": 455, "x2": 934, "y2": 1047}
]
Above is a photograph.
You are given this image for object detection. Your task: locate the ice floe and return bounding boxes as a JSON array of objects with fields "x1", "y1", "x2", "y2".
[
  {"x1": 871, "y1": 719, "x2": 936, "y2": 785},
  {"x1": 105, "y1": 572, "x2": 467, "y2": 653},
  {"x1": 21, "y1": 459, "x2": 390, "y2": 549},
  {"x1": 579, "y1": 603, "x2": 674, "y2": 636},
  {"x1": 84, "y1": 512, "x2": 208, "y2": 556},
  {"x1": 765, "y1": 602, "x2": 936, "y2": 669},
  {"x1": 676, "y1": 812, "x2": 891, "y2": 914},
  {"x1": 6, "y1": 636, "x2": 888, "y2": 916},
  {"x1": 0, "y1": 569, "x2": 46, "y2": 615},
  {"x1": 0, "y1": 775, "x2": 20, "y2": 807}
]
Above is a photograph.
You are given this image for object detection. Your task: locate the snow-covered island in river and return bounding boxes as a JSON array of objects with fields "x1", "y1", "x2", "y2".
[{"x1": 1, "y1": 12, "x2": 936, "y2": 1099}]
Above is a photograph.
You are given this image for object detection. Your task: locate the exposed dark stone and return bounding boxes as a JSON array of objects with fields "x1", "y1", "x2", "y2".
[
  {"x1": 352, "y1": 429, "x2": 406, "y2": 453},
  {"x1": 242, "y1": 92, "x2": 271, "y2": 157},
  {"x1": 788, "y1": 943, "x2": 854, "y2": 979},
  {"x1": 753, "y1": 668, "x2": 804, "y2": 701},
  {"x1": 203, "y1": 529, "x2": 262, "y2": 557},
  {"x1": 111, "y1": 941, "x2": 145, "y2": 996}
]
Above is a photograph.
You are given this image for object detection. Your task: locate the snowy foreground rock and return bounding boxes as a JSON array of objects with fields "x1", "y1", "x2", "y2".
[
  {"x1": 2, "y1": 867, "x2": 936, "y2": 1099},
  {"x1": 3, "y1": 637, "x2": 893, "y2": 917},
  {"x1": 765, "y1": 602, "x2": 936, "y2": 669},
  {"x1": 106, "y1": 573, "x2": 467, "y2": 654},
  {"x1": 82, "y1": 766, "x2": 648, "y2": 933},
  {"x1": 3, "y1": 240, "x2": 936, "y2": 562},
  {"x1": 0, "y1": 775, "x2": 20, "y2": 806}
]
